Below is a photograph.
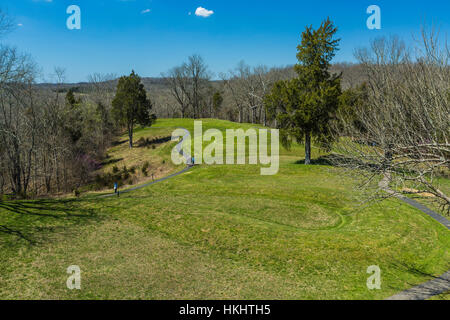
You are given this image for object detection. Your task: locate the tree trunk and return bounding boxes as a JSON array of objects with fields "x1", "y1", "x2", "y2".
[
  {"x1": 384, "y1": 144, "x2": 393, "y2": 169},
  {"x1": 305, "y1": 131, "x2": 311, "y2": 165},
  {"x1": 263, "y1": 108, "x2": 267, "y2": 127},
  {"x1": 128, "y1": 124, "x2": 133, "y2": 149}
]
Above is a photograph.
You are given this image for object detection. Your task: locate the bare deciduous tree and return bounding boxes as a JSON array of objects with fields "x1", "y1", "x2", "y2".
[
  {"x1": 163, "y1": 66, "x2": 190, "y2": 118},
  {"x1": 333, "y1": 30, "x2": 450, "y2": 214},
  {"x1": 0, "y1": 41, "x2": 38, "y2": 197},
  {"x1": 222, "y1": 61, "x2": 276, "y2": 125},
  {"x1": 164, "y1": 55, "x2": 211, "y2": 118}
]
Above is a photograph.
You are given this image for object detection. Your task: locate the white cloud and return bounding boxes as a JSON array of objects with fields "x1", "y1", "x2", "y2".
[
  {"x1": 17, "y1": 23, "x2": 23, "y2": 27},
  {"x1": 195, "y1": 7, "x2": 214, "y2": 18},
  {"x1": 141, "y1": 9, "x2": 151, "y2": 14}
]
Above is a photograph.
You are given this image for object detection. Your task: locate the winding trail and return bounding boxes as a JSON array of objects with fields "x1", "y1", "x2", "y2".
[
  {"x1": 380, "y1": 174, "x2": 450, "y2": 300},
  {"x1": 100, "y1": 136, "x2": 449, "y2": 299},
  {"x1": 387, "y1": 271, "x2": 450, "y2": 300},
  {"x1": 99, "y1": 128, "x2": 192, "y2": 198}
]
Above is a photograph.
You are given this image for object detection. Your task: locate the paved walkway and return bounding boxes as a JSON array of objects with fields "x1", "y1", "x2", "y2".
[
  {"x1": 387, "y1": 271, "x2": 450, "y2": 300},
  {"x1": 398, "y1": 196, "x2": 450, "y2": 230},
  {"x1": 380, "y1": 174, "x2": 450, "y2": 300},
  {"x1": 99, "y1": 128, "x2": 192, "y2": 198}
]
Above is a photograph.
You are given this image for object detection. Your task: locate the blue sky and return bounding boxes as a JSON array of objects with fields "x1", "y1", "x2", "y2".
[{"x1": 2, "y1": 0, "x2": 449, "y2": 82}]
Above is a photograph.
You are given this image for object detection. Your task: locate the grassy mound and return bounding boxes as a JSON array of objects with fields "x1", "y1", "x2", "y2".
[{"x1": 0, "y1": 119, "x2": 448, "y2": 300}]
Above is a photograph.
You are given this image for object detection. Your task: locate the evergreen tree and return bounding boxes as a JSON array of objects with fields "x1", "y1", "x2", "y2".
[
  {"x1": 65, "y1": 89, "x2": 79, "y2": 107},
  {"x1": 337, "y1": 83, "x2": 368, "y2": 134},
  {"x1": 112, "y1": 71, "x2": 155, "y2": 148},
  {"x1": 212, "y1": 91, "x2": 223, "y2": 117},
  {"x1": 265, "y1": 18, "x2": 341, "y2": 164},
  {"x1": 64, "y1": 89, "x2": 83, "y2": 143}
]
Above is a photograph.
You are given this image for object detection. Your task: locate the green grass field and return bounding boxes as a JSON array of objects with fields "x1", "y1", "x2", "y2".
[{"x1": 0, "y1": 119, "x2": 448, "y2": 299}]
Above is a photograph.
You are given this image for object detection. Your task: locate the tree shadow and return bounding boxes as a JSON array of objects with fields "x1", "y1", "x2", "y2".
[
  {"x1": 294, "y1": 155, "x2": 334, "y2": 166},
  {"x1": 386, "y1": 259, "x2": 449, "y2": 293},
  {"x1": 137, "y1": 136, "x2": 172, "y2": 148},
  {"x1": 0, "y1": 198, "x2": 101, "y2": 245},
  {"x1": 294, "y1": 154, "x2": 380, "y2": 171},
  {"x1": 101, "y1": 157, "x2": 124, "y2": 167},
  {"x1": 111, "y1": 140, "x2": 127, "y2": 147},
  {"x1": 0, "y1": 225, "x2": 35, "y2": 244},
  {"x1": 0, "y1": 198, "x2": 96, "y2": 218}
]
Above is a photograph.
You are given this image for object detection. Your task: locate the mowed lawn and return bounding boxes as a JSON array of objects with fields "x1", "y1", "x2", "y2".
[{"x1": 0, "y1": 119, "x2": 449, "y2": 299}]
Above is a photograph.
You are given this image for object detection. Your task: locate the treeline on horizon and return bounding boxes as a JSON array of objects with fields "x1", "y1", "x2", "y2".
[
  {"x1": 34, "y1": 62, "x2": 366, "y2": 123},
  {"x1": 0, "y1": 10, "x2": 448, "y2": 214}
]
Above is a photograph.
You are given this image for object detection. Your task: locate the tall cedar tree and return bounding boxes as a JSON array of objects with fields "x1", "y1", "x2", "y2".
[
  {"x1": 265, "y1": 18, "x2": 341, "y2": 164},
  {"x1": 212, "y1": 91, "x2": 224, "y2": 116},
  {"x1": 64, "y1": 89, "x2": 83, "y2": 144},
  {"x1": 112, "y1": 71, "x2": 155, "y2": 148}
]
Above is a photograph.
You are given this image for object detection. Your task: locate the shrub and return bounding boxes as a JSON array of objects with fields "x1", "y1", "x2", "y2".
[
  {"x1": 112, "y1": 165, "x2": 119, "y2": 174},
  {"x1": 142, "y1": 161, "x2": 150, "y2": 177},
  {"x1": 95, "y1": 174, "x2": 104, "y2": 185}
]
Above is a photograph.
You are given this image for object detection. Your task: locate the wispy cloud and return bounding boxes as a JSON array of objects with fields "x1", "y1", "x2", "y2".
[
  {"x1": 17, "y1": 23, "x2": 23, "y2": 27},
  {"x1": 195, "y1": 7, "x2": 214, "y2": 18},
  {"x1": 141, "y1": 9, "x2": 151, "y2": 14}
]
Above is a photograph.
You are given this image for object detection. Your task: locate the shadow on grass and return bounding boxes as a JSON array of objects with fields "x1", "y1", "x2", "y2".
[
  {"x1": 0, "y1": 224, "x2": 34, "y2": 243},
  {"x1": 294, "y1": 154, "x2": 381, "y2": 170},
  {"x1": 137, "y1": 136, "x2": 172, "y2": 148},
  {"x1": 0, "y1": 198, "x2": 101, "y2": 245},
  {"x1": 101, "y1": 157, "x2": 124, "y2": 167},
  {"x1": 0, "y1": 198, "x2": 96, "y2": 218},
  {"x1": 387, "y1": 259, "x2": 449, "y2": 288},
  {"x1": 294, "y1": 156, "x2": 334, "y2": 166},
  {"x1": 111, "y1": 140, "x2": 127, "y2": 147}
]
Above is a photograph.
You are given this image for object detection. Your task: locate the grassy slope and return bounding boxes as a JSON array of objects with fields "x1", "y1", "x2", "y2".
[{"x1": 0, "y1": 119, "x2": 448, "y2": 300}]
